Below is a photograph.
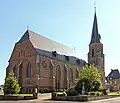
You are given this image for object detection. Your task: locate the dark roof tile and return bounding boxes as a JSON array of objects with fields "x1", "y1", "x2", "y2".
[
  {"x1": 19, "y1": 30, "x2": 87, "y2": 66},
  {"x1": 107, "y1": 69, "x2": 120, "y2": 79}
]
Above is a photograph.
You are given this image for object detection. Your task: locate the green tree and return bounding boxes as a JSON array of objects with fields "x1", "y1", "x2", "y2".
[
  {"x1": 4, "y1": 72, "x2": 21, "y2": 94},
  {"x1": 75, "y1": 64, "x2": 103, "y2": 94}
]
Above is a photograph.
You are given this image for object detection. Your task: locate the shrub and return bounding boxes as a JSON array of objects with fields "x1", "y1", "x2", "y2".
[
  {"x1": 63, "y1": 90, "x2": 67, "y2": 96},
  {"x1": 96, "y1": 93, "x2": 99, "y2": 96},
  {"x1": 90, "y1": 92, "x2": 95, "y2": 95},
  {"x1": 85, "y1": 92, "x2": 89, "y2": 95},
  {"x1": 66, "y1": 88, "x2": 78, "y2": 96},
  {"x1": 56, "y1": 92, "x2": 65, "y2": 96},
  {"x1": 101, "y1": 89, "x2": 107, "y2": 95},
  {"x1": 39, "y1": 88, "x2": 52, "y2": 93},
  {"x1": 4, "y1": 72, "x2": 21, "y2": 94}
]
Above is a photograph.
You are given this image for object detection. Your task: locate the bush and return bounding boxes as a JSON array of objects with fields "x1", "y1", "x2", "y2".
[
  {"x1": 90, "y1": 92, "x2": 95, "y2": 95},
  {"x1": 56, "y1": 91, "x2": 68, "y2": 96},
  {"x1": 4, "y1": 72, "x2": 21, "y2": 94},
  {"x1": 39, "y1": 88, "x2": 52, "y2": 93},
  {"x1": 96, "y1": 93, "x2": 99, "y2": 96},
  {"x1": 63, "y1": 90, "x2": 67, "y2": 96},
  {"x1": 56, "y1": 92, "x2": 65, "y2": 96},
  {"x1": 101, "y1": 89, "x2": 107, "y2": 95},
  {"x1": 66, "y1": 88, "x2": 78, "y2": 96},
  {"x1": 85, "y1": 92, "x2": 89, "y2": 95}
]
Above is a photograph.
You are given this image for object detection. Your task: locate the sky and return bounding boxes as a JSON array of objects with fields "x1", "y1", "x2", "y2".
[{"x1": 0, "y1": 0, "x2": 120, "y2": 84}]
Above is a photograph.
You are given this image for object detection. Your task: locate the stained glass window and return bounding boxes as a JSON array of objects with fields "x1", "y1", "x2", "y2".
[{"x1": 26, "y1": 62, "x2": 31, "y2": 77}]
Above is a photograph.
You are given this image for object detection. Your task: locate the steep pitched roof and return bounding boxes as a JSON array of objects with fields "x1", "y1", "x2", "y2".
[
  {"x1": 18, "y1": 30, "x2": 75, "y2": 56},
  {"x1": 18, "y1": 30, "x2": 87, "y2": 66},
  {"x1": 107, "y1": 69, "x2": 120, "y2": 80},
  {"x1": 90, "y1": 12, "x2": 101, "y2": 44}
]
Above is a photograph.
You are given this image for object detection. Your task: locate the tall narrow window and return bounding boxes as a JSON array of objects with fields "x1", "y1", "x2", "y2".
[
  {"x1": 55, "y1": 65, "x2": 61, "y2": 90},
  {"x1": 26, "y1": 62, "x2": 31, "y2": 78},
  {"x1": 19, "y1": 52, "x2": 20, "y2": 57},
  {"x1": 69, "y1": 68, "x2": 73, "y2": 82},
  {"x1": 21, "y1": 50, "x2": 23, "y2": 56},
  {"x1": 92, "y1": 49, "x2": 94, "y2": 57},
  {"x1": 18, "y1": 62, "x2": 23, "y2": 85},
  {"x1": 23, "y1": 51, "x2": 25, "y2": 56},
  {"x1": 13, "y1": 65, "x2": 16, "y2": 77},
  {"x1": 76, "y1": 68, "x2": 79, "y2": 78}
]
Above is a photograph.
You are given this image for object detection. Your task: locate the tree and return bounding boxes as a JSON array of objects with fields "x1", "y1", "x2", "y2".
[
  {"x1": 4, "y1": 72, "x2": 21, "y2": 94},
  {"x1": 75, "y1": 64, "x2": 103, "y2": 94}
]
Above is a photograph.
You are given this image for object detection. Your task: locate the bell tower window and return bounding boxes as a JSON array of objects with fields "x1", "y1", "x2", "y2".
[{"x1": 92, "y1": 49, "x2": 94, "y2": 57}]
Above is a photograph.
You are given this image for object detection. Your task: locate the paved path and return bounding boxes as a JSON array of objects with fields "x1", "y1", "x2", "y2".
[{"x1": 0, "y1": 97, "x2": 120, "y2": 103}]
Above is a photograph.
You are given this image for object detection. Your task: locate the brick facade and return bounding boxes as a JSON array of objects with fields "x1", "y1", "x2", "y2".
[{"x1": 7, "y1": 40, "x2": 83, "y2": 93}]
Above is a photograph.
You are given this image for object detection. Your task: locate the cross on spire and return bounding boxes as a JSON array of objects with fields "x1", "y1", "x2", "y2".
[
  {"x1": 94, "y1": 0, "x2": 96, "y2": 12},
  {"x1": 27, "y1": 26, "x2": 29, "y2": 30},
  {"x1": 90, "y1": 1, "x2": 101, "y2": 44}
]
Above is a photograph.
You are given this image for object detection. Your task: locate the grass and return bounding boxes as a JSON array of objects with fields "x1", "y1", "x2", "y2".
[
  {"x1": 108, "y1": 91, "x2": 120, "y2": 96},
  {"x1": 0, "y1": 93, "x2": 33, "y2": 96},
  {"x1": 0, "y1": 93, "x2": 4, "y2": 95},
  {"x1": 56, "y1": 92, "x2": 64, "y2": 95},
  {"x1": 12, "y1": 94, "x2": 33, "y2": 96}
]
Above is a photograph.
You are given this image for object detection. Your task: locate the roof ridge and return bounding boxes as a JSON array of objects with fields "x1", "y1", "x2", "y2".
[{"x1": 28, "y1": 30, "x2": 75, "y2": 52}]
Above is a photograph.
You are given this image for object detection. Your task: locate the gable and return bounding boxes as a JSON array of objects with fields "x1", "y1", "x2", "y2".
[{"x1": 9, "y1": 40, "x2": 37, "y2": 62}]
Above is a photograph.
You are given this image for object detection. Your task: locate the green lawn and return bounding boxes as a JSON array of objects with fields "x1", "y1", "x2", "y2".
[
  {"x1": 12, "y1": 94, "x2": 33, "y2": 96},
  {"x1": 0, "y1": 93, "x2": 33, "y2": 96},
  {"x1": 108, "y1": 92, "x2": 120, "y2": 96}
]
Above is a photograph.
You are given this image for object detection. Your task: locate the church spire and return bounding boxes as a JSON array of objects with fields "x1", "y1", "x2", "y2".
[{"x1": 90, "y1": 4, "x2": 101, "y2": 44}]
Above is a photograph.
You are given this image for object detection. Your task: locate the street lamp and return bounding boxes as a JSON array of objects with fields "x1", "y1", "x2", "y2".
[
  {"x1": 36, "y1": 55, "x2": 41, "y2": 93},
  {"x1": 37, "y1": 73, "x2": 40, "y2": 93}
]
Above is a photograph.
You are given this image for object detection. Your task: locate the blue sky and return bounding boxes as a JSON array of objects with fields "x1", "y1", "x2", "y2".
[{"x1": 0, "y1": 0, "x2": 120, "y2": 84}]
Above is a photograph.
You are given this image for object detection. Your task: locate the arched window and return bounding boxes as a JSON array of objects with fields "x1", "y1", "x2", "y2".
[
  {"x1": 18, "y1": 62, "x2": 23, "y2": 85},
  {"x1": 56, "y1": 65, "x2": 61, "y2": 77},
  {"x1": 64, "y1": 65, "x2": 68, "y2": 89},
  {"x1": 69, "y1": 68, "x2": 73, "y2": 81},
  {"x1": 13, "y1": 65, "x2": 16, "y2": 77},
  {"x1": 55, "y1": 65, "x2": 61, "y2": 90},
  {"x1": 76, "y1": 68, "x2": 79, "y2": 78},
  {"x1": 92, "y1": 49, "x2": 94, "y2": 57},
  {"x1": 19, "y1": 52, "x2": 20, "y2": 57},
  {"x1": 26, "y1": 62, "x2": 31, "y2": 77}
]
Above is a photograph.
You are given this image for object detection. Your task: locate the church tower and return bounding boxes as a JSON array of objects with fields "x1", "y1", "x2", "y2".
[{"x1": 88, "y1": 10, "x2": 105, "y2": 87}]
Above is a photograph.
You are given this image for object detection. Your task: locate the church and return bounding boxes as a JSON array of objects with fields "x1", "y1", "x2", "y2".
[{"x1": 6, "y1": 10, "x2": 105, "y2": 93}]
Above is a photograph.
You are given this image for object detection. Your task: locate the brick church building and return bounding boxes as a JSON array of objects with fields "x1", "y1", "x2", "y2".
[{"x1": 6, "y1": 11, "x2": 105, "y2": 93}]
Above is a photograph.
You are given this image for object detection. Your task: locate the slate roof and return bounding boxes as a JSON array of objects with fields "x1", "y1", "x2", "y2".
[
  {"x1": 36, "y1": 48, "x2": 86, "y2": 66},
  {"x1": 90, "y1": 12, "x2": 101, "y2": 44},
  {"x1": 107, "y1": 69, "x2": 120, "y2": 80},
  {"x1": 18, "y1": 30, "x2": 87, "y2": 66},
  {"x1": 19, "y1": 30, "x2": 75, "y2": 56}
]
